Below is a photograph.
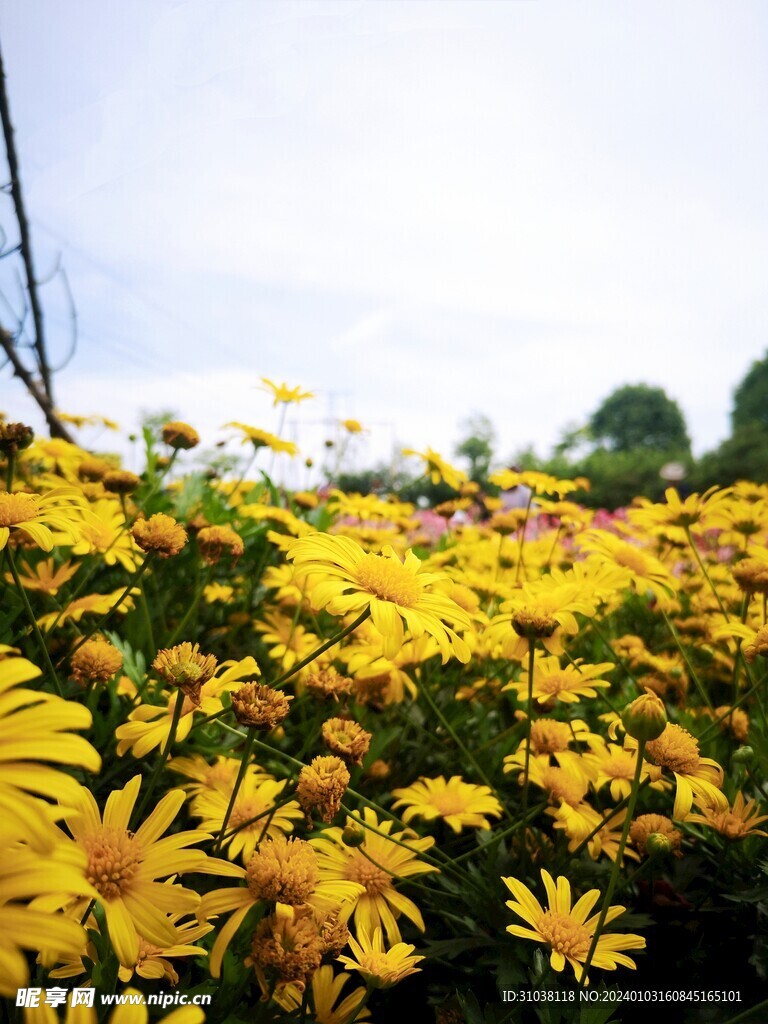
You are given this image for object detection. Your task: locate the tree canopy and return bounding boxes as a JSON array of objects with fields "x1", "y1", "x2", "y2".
[
  {"x1": 589, "y1": 383, "x2": 690, "y2": 453},
  {"x1": 732, "y1": 350, "x2": 768, "y2": 431}
]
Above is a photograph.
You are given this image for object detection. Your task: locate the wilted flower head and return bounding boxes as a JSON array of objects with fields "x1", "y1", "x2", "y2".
[
  {"x1": 70, "y1": 637, "x2": 123, "y2": 685},
  {"x1": 231, "y1": 683, "x2": 292, "y2": 730},
  {"x1": 132, "y1": 513, "x2": 188, "y2": 557},
  {"x1": 162, "y1": 420, "x2": 200, "y2": 450},
  {"x1": 305, "y1": 665, "x2": 353, "y2": 702},
  {"x1": 297, "y1": 755, "x2": 350, "y2": 824},
  {"x1": 153, "y1": 642, "x2": 218, "y2": 704},
  {"x1": 103, "y1": 470, "x2": 142, "y2": 495},
  {"x1": 196, "y1": 524, "x2": 244, "y2": 565},
  {"x1": 246, "y1": 834, "x2": 319, "y2": 905},
  {"x1": 0, "y1": 421, "x2": 34, "y2": 455},
  {"x1": 321, "y1": 717, "x2": 372, "y2": 765}
]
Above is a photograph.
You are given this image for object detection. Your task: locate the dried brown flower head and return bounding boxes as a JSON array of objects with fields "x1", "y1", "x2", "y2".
[
  {"x1": 70, "y1": 637, "x2": 123, "y2": 685},
  {"x1": 153, "y1": 642, "x2": 217, "y2": 705},
  {"x1": 103, "y1": 470, "x2": 142, "y2": 495},
  {"x1": 305, "y1": 665, "x2": 353, "y2": 702},
  {"x1": 231, "y1": 683, "x2": 292, "y2": 730},
  {"x1": 196, "y1": 524, "x2": 244, "y2": 566},
  {"x1": 245, "y1": 834, "x2": 318, "y2": 905},
  {"x1": 321, "y1": 717, "x2": 372, "y2": 766},
  {"x1": 296, "y1": 755, "x2": 350, "y2": 825},
  {"x1": 162, "y1": 421, "x2": 200, "y2": 450},
  {"x1": 132, "y1": 513, "x2": 188, "y2": 557},
  {"x1": 0, "y1": 422, "x2": 34, "y2": 455}
]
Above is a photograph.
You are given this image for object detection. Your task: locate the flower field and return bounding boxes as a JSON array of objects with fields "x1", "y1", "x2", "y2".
[{"x1": 1, "y1": 409, "x2": 768, "y2": 1024}]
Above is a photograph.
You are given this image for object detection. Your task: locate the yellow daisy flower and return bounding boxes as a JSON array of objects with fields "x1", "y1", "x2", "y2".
[
  {"x1": 391, "y1": 776, "x2": 503, "y2": 833},
  {"x1": 686, "y1": 791, "x2": 768, "y2": 840},
  {"x1": 59, "y1": 775, "x2": 236, "y2": 968},
  {"x1": 337, "y1": 926, "x2": 424, "y2": 988},
  {"x1": 401, "y1": 447, "x2": 467, "y2": 491},
  {"x1": 0, "y1": 650, "x2": 101, "y2": 803},
  {"x1": 643, "y1": 724, "x2": 727, "y2": 821},
  {"x1": 74, "y1": 498, "x2": 138, "y2": 571},
  {"x1": 37, "y1": 587, "x2": 138, "y2": 631},
  {"x1": 503, "y1": 869, "x2": 645, "y2": 984},
  {"x1": 310, "y1": 807, "x2": 438, "y2": 943},
  {"x1": 3, "y1": 556, "x2": 79, "y2": 595},
  {"x1": 0, "y1": 487, "x2": 85, "y2": 550},
  {"x1": 191, "y1": 775, "x2": 303, "y2": 864},
  {"x1": 577, "y1": 529, "x2": 678, "y2": 604},
  {"x1": 0, "y1": 795, "x2": 97, "y2": 998},
  {"x1": 486, "y1": 577, "x2": 596, "y2": 660},
  {"x1": 274, "y1": 964, "x2": 371, "y2": 1023},
  {"x1": 225, "y1": 422, "x2": 299, "y2": 456},
  {"x1": 259, "y1": 377, "x2": 315, "y2": 406},
  {"x1": 505, "y1": 656, "x2": 613, "y2": 705},
  {"x1": 288, "y1": 534, "x2": 471, "y2": 662},
  {"x1": 115, "y1": 656, "x2": 261, "y2": 758}
]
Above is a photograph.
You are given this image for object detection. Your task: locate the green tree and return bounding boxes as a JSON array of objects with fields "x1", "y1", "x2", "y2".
[
  {"x1": 589, "y1": 384, "x2": 690, "y2": 453},
  {"x1": 693, "y1": 422, "x2": 768, "y2": 490},
  {"x1": 732, "y1": 350, "x2": 768, "y2": 430},
  {"x1": 454, "y1": 414, "x2": 496, "y2": 484}
]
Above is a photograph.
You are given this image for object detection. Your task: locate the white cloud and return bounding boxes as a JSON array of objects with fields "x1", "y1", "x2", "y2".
[{"x1": 1, "y1": 0, "x2": 766, "y2": 464}]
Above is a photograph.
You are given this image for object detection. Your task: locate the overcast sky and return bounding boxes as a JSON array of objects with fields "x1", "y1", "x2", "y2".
[{"x1": 1, "y1": 0, "x2": 767, "y2": 481}]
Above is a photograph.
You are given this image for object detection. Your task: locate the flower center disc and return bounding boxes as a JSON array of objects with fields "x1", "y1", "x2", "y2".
[
  {"x1": 538, "y1": 910, "x2": 592, "y2": 960},
  {"x1": 344, "y1": 851, "x2": 391, "y2": 895},
  {"x1": 355, "y1": 553, "x2": 422, "y2": 606},
  {"x1": 85, "y1": 827, "x2": 142, "y2": 899},
  {"x1": 0, "y1": 492, "x2": 39, "y2": 527}
]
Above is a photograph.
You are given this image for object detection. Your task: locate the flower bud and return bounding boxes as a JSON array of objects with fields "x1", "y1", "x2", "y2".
[
  {"x1": 732, "y1": 745, "x2": 755, "y2": 766},
  {"x1": 645, "y1": 832, "x2": 674, "y2": 859},
  {"x1": 621, "y1": 689, "x2": 667, "y2": 742},
  {"x1": 341, "y1": 822, "x2": 366, "y2": 848}
]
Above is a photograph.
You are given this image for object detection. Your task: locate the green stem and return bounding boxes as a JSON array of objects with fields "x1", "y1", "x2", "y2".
[
  {"x1": 270, "y1": 607, "x2": 371, "y2": 688},
  {"x1": 139, "y1": 580, "x2": 156, "y2": 658},
  {"x1": 685, "y1": 525, "x2": 729, "y2": 620},
  {"x1": 132, "y1": 690, "x2": 186, "y2": 825},
  {"x1": 722, "y1": 998, "x2": 768, "y2": 1024},
  {"x1": 418, "y1": 670, "x2": 512, "y2": 824},
  {"x1": 60, "y1": 553, "x2": 154, "y2": 667},
  {"x1": 139, "y1": 448, "x2": 178, "y2": 512},
  {"x1": 214, "y1": 726, "x2": 256, "y2": 853},
  {"x1": 520, "y1": 638, "x2": 536, "y2": 875},
  {"x1": 514, "y1": 490, "x2": 535, "y2": 583},
  {"x1": 227, "y1": 450, "x2": 257, "y2": 503},
  {"x1": 660, "y1": 608, "x2": 714, "y2": 713},
  {"x1": 7, "y1": 546, "x2": 64, "y2": 697},
  {"x1": 732, "y1": 594, "x2": 751, "y2": 706},
  {"x1": 166, "y1": 563, "x2": 210, "y2": 646},
  {"x1": 578, "y1": 738, "x2": 647, "y2": 990},
  {"x1": 5, "y1": 450, "x2": 15, "y2": 490}
]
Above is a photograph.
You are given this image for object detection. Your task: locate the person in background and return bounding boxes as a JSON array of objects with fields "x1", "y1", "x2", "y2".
[{"x1": 500, "y1": 465, "x2": 533, "y2": 510}]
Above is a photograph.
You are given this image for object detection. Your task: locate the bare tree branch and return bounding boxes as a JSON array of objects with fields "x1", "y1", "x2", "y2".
[
  {"x1": 0, "y1": 324, "x2": 74, "y2": 443},
  {"x1": 0, "y1": 38, "x2": 66, "y2": 436}
]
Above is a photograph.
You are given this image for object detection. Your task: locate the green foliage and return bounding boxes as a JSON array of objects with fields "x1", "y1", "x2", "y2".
[
  {"x1": 732, "y1": 349, "x2": 768, "y2": 430},
  {"x1": 455, "y1": 413, "x2": 496, "y2": 484},
  {"x1": 692, "y1": 422, "x2": 768, "y2": 490},
  {"x1": 589, "y1": 384, "x2": 690, "y2": 454},
  {"x1": 570, "y1": 447, "x2": 681, "y2": 509}
]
